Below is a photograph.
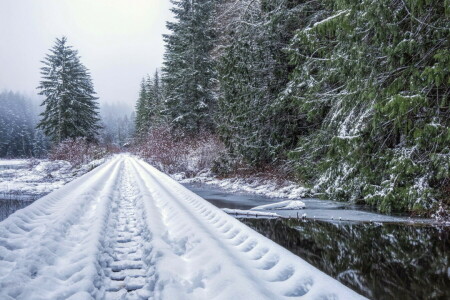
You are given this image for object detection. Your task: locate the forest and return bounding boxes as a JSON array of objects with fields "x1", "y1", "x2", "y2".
[{"x1": 134, "y1": 0, "x2": 450, "y2": 214}]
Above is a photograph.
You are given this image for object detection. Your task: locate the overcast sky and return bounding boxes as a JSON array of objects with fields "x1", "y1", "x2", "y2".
[{"x1": 0, "y1": 0, "x2": 172, "y2": 108}]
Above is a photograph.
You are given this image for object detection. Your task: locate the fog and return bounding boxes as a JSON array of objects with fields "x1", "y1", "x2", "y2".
[{"x1": 0, "y1": 0, "x2": 172, "y2": 108}]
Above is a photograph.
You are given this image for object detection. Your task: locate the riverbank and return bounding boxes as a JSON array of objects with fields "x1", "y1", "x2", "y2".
[
  {"x1": 183, "y1": 182, "x2": 440, "y2": 225},
  {"x1": 0, "y1": 157, "x2": 107, "y2": 201}
]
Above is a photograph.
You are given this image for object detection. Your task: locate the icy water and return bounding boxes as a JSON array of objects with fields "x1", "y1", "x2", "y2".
[
  {"x1": 243, "y1": 219, "x2": 450, "y2": 300},
  {"x1": 0, "y1": 199, "x2": 31, "y2": 222},
  {"x1": 186, "y1": 183, "x2": 450, "y2": 300},
  {"x1": 184, "y1": 183, "x2": 431, "y2": 223}
]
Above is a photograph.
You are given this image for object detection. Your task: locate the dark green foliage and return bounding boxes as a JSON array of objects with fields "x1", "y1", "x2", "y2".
[
  {"x1": 155, "y1": 0, "x2": 449, "y2": 213},
  {"x1": 135, "y1": 79, "x2": 150, "y2": 137},
  {"x1": 162, "y1": 0, "x2": 216, "y2": 134},
  {"x1": 286, "y1": 0, "x2": 450, "y2": 212},
  {"x1": 0, "y1": 92, "x2": 36, "y2": 157},
  {"x1": 37, "y1": 37, "x2": 100, "y2": 143},
  {"x1": 217, "y1": 0, "x2": 311, "y2": 166},
  {"x1": 135, "y1": 71, "x2": 165, "y2": 138}
]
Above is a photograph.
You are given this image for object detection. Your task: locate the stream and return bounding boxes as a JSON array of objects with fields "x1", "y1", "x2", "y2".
[{"x1": 185, "y1": 182, "x2": 450, "y2": 300}]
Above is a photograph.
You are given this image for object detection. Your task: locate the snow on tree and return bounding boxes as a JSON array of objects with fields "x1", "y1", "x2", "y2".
[
  {"x1": 0, "y1": 91, "x2": 37, "y2": 157},
  {"x1": 136, "y1": 0, "x2": 449, "y2": 214},
  {"x1": 135, "y1": 71, "x2": 165, "y2": 138},
  {"x1": 37, "y1": 37, "x2": 100, "y2": 143},
  {"x1": 162, "y1": 0, "x2": 216, "y2": 135},
  {"x1": 285, "y1": 0, "x2": 450, "y2": 213},
  {"x1": 135, "y1": 78, "x2": 150, "y2": 137}
]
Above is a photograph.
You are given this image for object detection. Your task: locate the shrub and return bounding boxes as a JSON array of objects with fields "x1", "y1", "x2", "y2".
[
  {"x1": 133, "y1": 126, "x2": 226, "y2": 176},
  {"x1": 49, "y1": 137, "x2": 107, "y2": 166}
]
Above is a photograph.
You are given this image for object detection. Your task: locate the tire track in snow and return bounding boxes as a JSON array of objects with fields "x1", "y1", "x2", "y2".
[
  {"x1": 130, "y1": 158, "x2": 276, "y2": 299},
  {"x1": 101, "y1": 159, "x2": 155, "y2": 299},
  {"x1": 0, "y1": 155, "x2": 365, "y2": 300}
]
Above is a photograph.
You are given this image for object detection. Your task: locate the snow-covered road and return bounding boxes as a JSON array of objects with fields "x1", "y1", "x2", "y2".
[{"x1": 0, "y1": 155, "x2": 364, "y2": 300}]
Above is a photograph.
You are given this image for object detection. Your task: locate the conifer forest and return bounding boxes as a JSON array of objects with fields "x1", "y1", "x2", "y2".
[{"x1": 134, "y1": 0, "x2": 450, "y2": 214}]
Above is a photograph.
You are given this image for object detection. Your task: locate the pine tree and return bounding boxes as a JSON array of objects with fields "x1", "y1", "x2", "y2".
[
  {"x1": 216, "y1": 0, "x2": 308, "y2": 166},
  {"x1": 147, "y1": 70, "x2": 166, "y2": 127},
  {"x1": 135, "y1": 78, "x2": 150, "y2": 137},
  {"x1": 0, "y1": 91, "x2": 36, "y2": 157},
  {"x1": 135, "y1": 70, "x2": 167, "y2": 138},
  {"x1": 37, "y1": 37, "x2": 100, "y2": 143},
  {"x1": 162, "y1": 0, "x2": 216, "y2": 134},
  {"x1": 286, "y1": 0, "x2": 450, "y2": 213}
]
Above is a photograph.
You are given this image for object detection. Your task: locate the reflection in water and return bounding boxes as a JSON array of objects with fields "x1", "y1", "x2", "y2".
[
  {"x1": 0, "y1": 199, "x2": 31, "y2": 222},
  {"x1": 242, "y1": 218, "x2": 450, "y2": 300}
]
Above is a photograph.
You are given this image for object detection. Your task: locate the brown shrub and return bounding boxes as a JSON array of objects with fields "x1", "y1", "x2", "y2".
[
  {"x1": 133, "y1": 126, "x2": 226, "y2": 176},
  {"x1": 49, "y1": 137, "x2": 107, "y2": 166}
]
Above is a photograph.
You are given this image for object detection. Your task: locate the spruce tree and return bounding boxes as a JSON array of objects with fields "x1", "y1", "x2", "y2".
[
  {"x1": 162, "y1": 0, "x2": 216, "y2": 134},
  {"x1": 37, "y1": 37, "x2": 100, "y2": 143},
  {"x1": 146, "y1": 70, "x2": 165, "y2": 127},
  {"x1": 0, "y1": 91, "x2": 36, "y2": 157},
  {"x1": 135, "y1": 78, "x2": 150, "y2": 137},
  {"x1": 286, "y1": 0, "x2": 450, "y2": 213},
  {"x1": 135, "y1": 71, "x2": 166, "y2": 138},
  {"x1": 216, "y1": 0, "x2": 308, "y2": 166}
]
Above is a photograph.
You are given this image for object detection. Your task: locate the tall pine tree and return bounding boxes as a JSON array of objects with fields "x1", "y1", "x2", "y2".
[
  {"x1": 37, "y1": 37, "x2": 100, "y2": 143},
  {"x1": 162, "y1": 0, "x2": 216, "y2": 134},
  {"x1": 135, "y1": 78, "x2": 150, "y2": 137}
]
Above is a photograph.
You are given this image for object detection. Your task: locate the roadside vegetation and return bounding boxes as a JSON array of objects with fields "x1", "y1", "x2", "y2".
[{"x1": 133, "y1": 0, "x2": 449, "y2": 216}]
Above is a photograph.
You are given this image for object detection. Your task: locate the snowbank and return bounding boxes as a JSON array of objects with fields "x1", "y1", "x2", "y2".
[
  {"x1": 0, "y1": 158, "x2": 107, "y2": 201},
  {"x1": 251, "y1": 200, "x2": 306, "y2": 210},
  {"x1": 177, "y1": 172, "x2": 311, "y2": 200}
]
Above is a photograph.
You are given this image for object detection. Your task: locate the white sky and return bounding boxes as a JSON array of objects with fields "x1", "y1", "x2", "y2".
[{"x1": 0, "y1": 0, "x2": 172, "y2": 107}]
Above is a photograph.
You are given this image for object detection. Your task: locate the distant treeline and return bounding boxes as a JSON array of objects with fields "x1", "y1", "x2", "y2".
[
  {"x1": 0, "y1": 90, "x2": 135, "y2": 158},
  {"x1": 135, "y1": 0, "x2": 449, "y2": 214},
  {"x1": 0, "y1": 91, "x2": 49, "y2": 158}
]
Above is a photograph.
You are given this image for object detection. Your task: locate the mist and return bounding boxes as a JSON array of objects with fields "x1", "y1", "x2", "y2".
[{"x1": 0, "y1": 0, "x2": 172, "y2": 107}]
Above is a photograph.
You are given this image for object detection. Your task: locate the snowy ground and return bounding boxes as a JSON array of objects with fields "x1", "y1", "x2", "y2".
[
  {"x1": 0, "y1": 154, "x2": 364, "y2": 299},
  {"x1": 175, "y1": 171, "x2": 310, "y2": 200},
  {"x1": 0, "y1": 158, "x2": 106, "y2": 201}
]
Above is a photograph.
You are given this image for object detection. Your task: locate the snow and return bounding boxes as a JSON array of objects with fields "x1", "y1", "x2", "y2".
[
  {"x1": 0, "y1": 154, "x2": 364, "y2": 299},
  {"x1": 0, "y1": 158, "x2": 106, "y2": 201},
  {"x1": 251, "y1": 200, "x2": 306, "y2": 210},
  {"x1": 178, "y1": 172, "x2": 311, "y2": 200},
  {"x1": 306, "y1": 10, "x2": 350, "y2": 32},
  {"x1": 0, "y1": 159, "x2": 28, "y2": 169}
]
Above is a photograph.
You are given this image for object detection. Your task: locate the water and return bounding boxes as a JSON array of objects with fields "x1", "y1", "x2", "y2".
[
  {"x1": 0, "y1": 199, "x2": 31, "y2": 222},
  {"x1": 186, "y1": 182, "x2": 449, "y2": 299},
  {"x1": 183, "y1": 182, "x2": 431, "y2": 223},
  {"x1": 242, "y1": 218, "x2": 450, "y2": 300}
]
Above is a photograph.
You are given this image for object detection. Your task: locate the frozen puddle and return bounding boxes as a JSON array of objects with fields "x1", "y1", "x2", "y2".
[{"x1": 0, "y1": 154, "x2": 364, "y2": 299}]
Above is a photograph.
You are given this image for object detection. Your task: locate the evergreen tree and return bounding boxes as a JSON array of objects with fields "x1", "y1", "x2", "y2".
[
  {"x1": 135, "y1": 78, "x2": 150, "y2": 137},
  {"x1": 145, "y1": 70, "x2": 166, "y2": 128},
  {"x1": 286, "y1": 0, "x2": 450, "y2": 212},
  {"x1": 143, "y1": 0, "x2": 449, "y2": 214},
  {"x1": 37, "y1": 37, "x2": 100, "y2": 143},
  {"x1": 0, "y1": 91, "x2": 36, "y2": 157},
  {"x1": 135, "y1": 71, "x2": 166, "y2": 138},
  {"x1": 216, "y1": 0, "x2": 308, "y2": 166},
  {"x1": 162, "y1": 0, "x2": 216, "y2": 134}
]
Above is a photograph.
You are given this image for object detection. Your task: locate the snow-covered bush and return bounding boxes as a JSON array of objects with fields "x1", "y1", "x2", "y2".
[
  {"x1": 134, "y1": 127, "x2": 226, "y2": 176},
  {"x1": 49, "y1": 137, "x2": 107, "y2": 167}
]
